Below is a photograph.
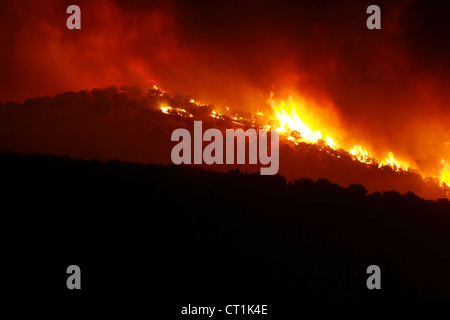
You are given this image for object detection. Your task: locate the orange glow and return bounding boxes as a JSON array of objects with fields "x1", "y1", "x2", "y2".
[
  {"x1": 270, "y1": 96, "x2": 337, "y2": 149},
  {"x1": 378, "y1": 152, "x2": 411, "y2": 172},
  {"x1": 349, "y1": 145, "x2": 372, "y2": 165},
  {"x1": 441, "y1": 160, "x2": 450, "y2": 187},
  {"x1": 211, "y1": 110, "x2": 225, "y2": 119},
  {"x1": 269, "y1": 96, "x2": 412, "y2": 172},
  {"x1": 160, "y1": 105, "x2": 193, "y2": 118},
  {"x1": 158, "y1": 87, "x2": 449, "y2": 188}
]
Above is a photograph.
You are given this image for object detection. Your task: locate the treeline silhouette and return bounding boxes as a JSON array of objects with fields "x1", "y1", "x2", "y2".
[{"x1": 1, "y1": 152, "x2": 449, "y2": 299}]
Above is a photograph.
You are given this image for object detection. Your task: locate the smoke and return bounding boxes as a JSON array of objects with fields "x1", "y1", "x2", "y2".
[{"x1": 0, "y1": 0, "x2": 449, "y2": 176}]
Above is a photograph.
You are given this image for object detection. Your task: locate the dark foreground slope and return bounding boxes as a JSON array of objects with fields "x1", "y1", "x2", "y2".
[{"x1": 1, "y1": 152, "x2": 450, "y2": 299}]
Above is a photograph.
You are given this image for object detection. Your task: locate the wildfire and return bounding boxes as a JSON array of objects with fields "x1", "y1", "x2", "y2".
[
  {"x1": 441, "y1": 159, "x2": 450, "y2": 187},
  {"x1": 270, "y1": 97, "x2": 337, "y2": 150},
  {"x1": 378, "y1": 152, "x2": 410, "y2": 172},
  {"x1": 268, "y1": 96, "x2": 413, "y2": 172},
  {"x1": 155, "y1": 86, "x2": 450, "y2": 186},
  {"x1": 349, "y1": 145, "x2": 372, "y2": 164},
  {"x1": 211, "y1": 110, "x2": 226, "y2": 119},
  {"x1": 160, "y1": 105, "x2": 193, "y2": 118}
]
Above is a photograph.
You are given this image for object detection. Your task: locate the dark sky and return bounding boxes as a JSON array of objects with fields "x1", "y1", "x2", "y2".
[{"x1": 0, "y1": 0, "x2": 449, "y2": 175}]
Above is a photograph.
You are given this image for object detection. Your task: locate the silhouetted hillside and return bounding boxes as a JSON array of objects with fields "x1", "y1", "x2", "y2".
[
  {"x1": 0, "y1": 86, "x2": 446, "y2": 199},
  {"x1": 1, "y1": 152, "x2": 449, "y2": 299}
]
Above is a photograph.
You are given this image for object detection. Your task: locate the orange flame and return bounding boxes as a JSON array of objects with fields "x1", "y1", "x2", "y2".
[
  {"x1": 349, "y1": 145, "x2": 372, "y2": 165},
  {"x1": 270, "y1": 97, "x2": 337, "y2": 149},
  {"x1": 160, "y1": 105, "x2": 193, "y2": 118},
  {"x1": 441, "y1": 159, "x2": 450, "y2": 187},
  {"x1": 269, "y1": 96, "x2": 411, "y2": 172},
  {"x1": 156, "y1": 86, "x2": 449, "y2": 187}
]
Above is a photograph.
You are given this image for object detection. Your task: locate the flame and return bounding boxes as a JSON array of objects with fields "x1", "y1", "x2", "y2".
[
  {"x1": 349, "y1": 145, "x2": 372, "y2": 164},
  {"x1": 325, "y1": 137, "x2": 338, "y2": 150},
  {"x1": 155, "y1": 86, "x2": 450, "y2": 187},
  {"x1": 160, "y1": 105, "x2": 193, "y2": 118},
  {"x1": 378, "y1": 152, "x2": 409, "y2": 172},
  {"x1": 441, "y1": 159, "x2": 450, "y2": 187},
  {"x1": 160, "y1": 105, "x2": 172, "y2": 114},
  {"x1": 269, "y1": 96, "x2": 412, "y2": 172},
  {"x1": 211, "y1": 110, "x2": 225, "y2": 119},
  {"x1": 270, "y1": 97, "x2": 337, "y2": 149},
  {"x1": 272, "y1": 98, "x2": 320, "y2": 139}
]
